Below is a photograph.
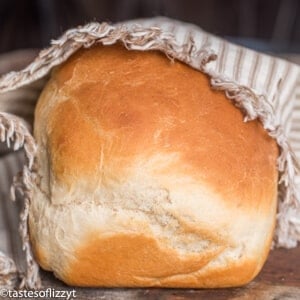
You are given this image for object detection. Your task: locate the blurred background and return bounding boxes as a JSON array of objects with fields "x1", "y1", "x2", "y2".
[{"x1": 0, "y1": 0, "x2": 299, "y2": 55}]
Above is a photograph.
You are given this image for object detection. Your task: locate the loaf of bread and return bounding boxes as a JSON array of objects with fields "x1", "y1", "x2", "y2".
[{"x1": 29, "y1": 44, "x2": 279, "y2": 288}]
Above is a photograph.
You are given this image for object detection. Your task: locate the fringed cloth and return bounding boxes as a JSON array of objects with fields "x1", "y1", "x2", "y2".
[{"x1": 0, "y1": 18, "x2": 299, "y2": 289}]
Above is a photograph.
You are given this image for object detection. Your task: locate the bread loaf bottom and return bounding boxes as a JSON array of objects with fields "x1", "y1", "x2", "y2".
[{"x1": 30, "y1": 44, "x2": 279, "y2": 287}]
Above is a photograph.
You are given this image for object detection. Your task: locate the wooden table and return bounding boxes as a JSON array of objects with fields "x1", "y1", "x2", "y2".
[{"x1": 41, "y1": 246, "x2": 300, "y2": 299}]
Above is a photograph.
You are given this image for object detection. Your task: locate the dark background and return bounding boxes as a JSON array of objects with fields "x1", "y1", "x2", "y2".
[{"x1": 0, "y1": 0, "x2": 299, "y2": 54}]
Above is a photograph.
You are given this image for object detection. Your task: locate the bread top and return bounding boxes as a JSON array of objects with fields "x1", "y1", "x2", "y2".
[{"x1": 35, "y1": 44, "x2": 278, "y2": 212}]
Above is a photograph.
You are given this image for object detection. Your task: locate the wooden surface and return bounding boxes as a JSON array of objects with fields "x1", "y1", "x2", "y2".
[{"x1": 40, "y1": 246, "x2": 300, "y2": 300}]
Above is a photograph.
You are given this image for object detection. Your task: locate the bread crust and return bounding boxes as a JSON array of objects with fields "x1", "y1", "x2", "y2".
[
  {"x1": 30, "y1": 44, "x2": 279, "y2": 287},
  {"x1": 64, "y1": 234, "x2": 258, "y2": 288}
]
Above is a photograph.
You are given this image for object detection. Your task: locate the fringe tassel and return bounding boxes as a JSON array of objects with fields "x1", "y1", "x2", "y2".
[
  {"x1": 0, "y1": 113, "x2": 41, "y2": 289},
  {"x1": 0, "y1": 23, "x2": 217, "y2": 94}
]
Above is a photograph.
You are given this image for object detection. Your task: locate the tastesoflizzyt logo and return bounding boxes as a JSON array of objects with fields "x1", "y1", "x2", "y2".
[{"x1": 0, "y1": 287, "x2": 76, "y2": 299}]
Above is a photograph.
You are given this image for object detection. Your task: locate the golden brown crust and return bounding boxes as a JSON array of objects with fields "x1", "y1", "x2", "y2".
[
  {"x1": 31, "y1": 44, "x2": 279, "y2": 288},
  {"x1": 63, "y1": 233, "x2": 256, "y2": 288},
  {"x1": 41, "y1": 44, "x2": 278, "y2": 210}
]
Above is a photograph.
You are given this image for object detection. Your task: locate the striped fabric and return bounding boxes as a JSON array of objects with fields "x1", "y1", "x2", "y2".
[
  {"x1": 290, "y1": 82, "x2": 300, "y2": 168},
  {"x1": 0, "y1": 18, "x2": 299, "y2": 286},
  {"x1": 0, "y1": 151, "x2": 25, "y2": 267}
]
